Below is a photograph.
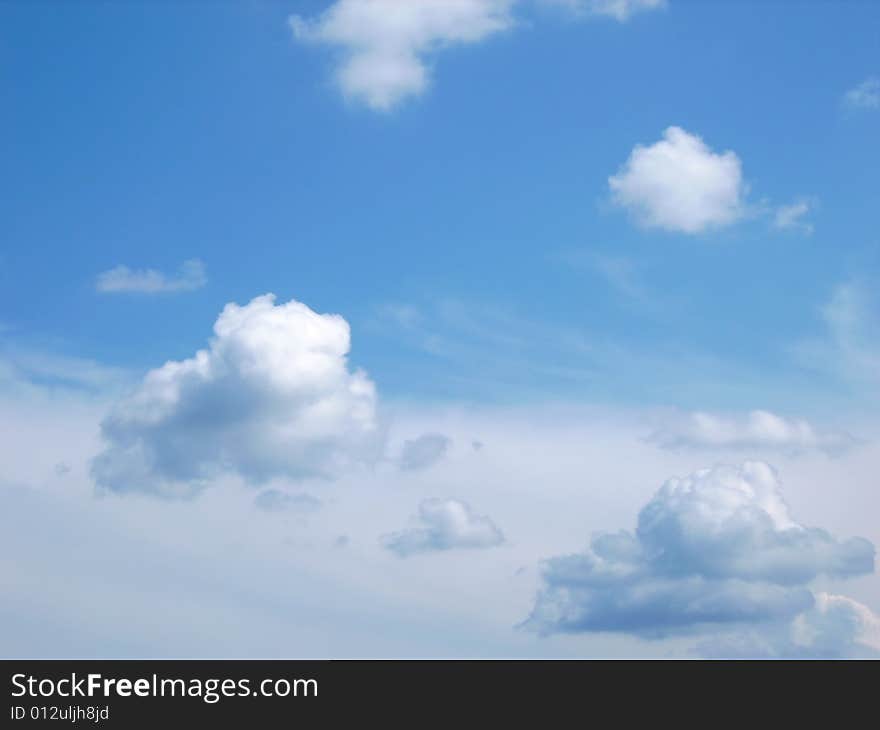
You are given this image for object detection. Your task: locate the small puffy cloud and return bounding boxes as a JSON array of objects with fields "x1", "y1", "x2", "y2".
[
  {"x1": 382, "y1": 498, "x2": 505, "y2": 557},
  {"x1": 634, "y1": 463, "x2": 872, "y2": 583},
  {"x1": 609, "y1": 126, "x2": 746, "y2": 234},
  {"x1": 524, "y1": 462, "x2": 874, "y2": 638},
  {"x1": 773, "y1": 201, "x2": 813, "y2": 235},
  {"x1": 290, "y1": 0, "x2": 515, "y2": 111},
  {"x1": 254, "y1": 489, "x2": 322, "y2": 513},
  {"x1": 399, "y1": 432, "x2": 452, "y2": 471},
  {"x1": 647, "y1": 410, "x2": 856, "y2": 456},
  {"x1": 92, "y1": 294, "x2": 381, "y2": 496},
  {"x1": 96, "y1": 259, "x2": 206, "y2": 294},
  {"x1": 844, "y1": 77, "x2": 880, "y2": 110},
  {"x1": 545, "y1": 0, "x2": 666, "y2": 22}
]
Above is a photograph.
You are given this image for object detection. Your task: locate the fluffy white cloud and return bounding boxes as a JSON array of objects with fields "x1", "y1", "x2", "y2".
[
  {"x1": 844, "y1": 77, "x2": 880, "y2": 110},
  {"x1": 399, "y1": 432, "x2": 452, "y2": 470},
  {"x1": 647, "y1": 410, "x2": 855, "y2": 455},
  {"x1": 545, "y1": 0, "x2": 666, "y2": 21},
  {"x1": 0, "y1": 345, "x2": 128, "y2": 396},
  {"x1": 288, "y1": 0, "x2": 667, "y2": 112},
  {"x1": 290, "y1": 0, "x2": 515, "y2": 111},
  {"x1": 96, "y1": 259, "x2": 207, "y2": 294},
  {"x1": 4, "y1": 391, "x2": 880, "y2": 658},
  {"x1": 609, "y1": 126, "x2": 746, "y2": 234},
  {"x1": 773, "y1": 200, "x2": 813, "y2": 234},
  {"x1": 525, "y1": 462, "x2": 874, "y2": 637},
  {"x1": 382, "y1": 498, "x2": 505, "y2": 556},
  {"x1": 92, "y1": 294, "x2": 381, "y2": 495},
  {"x1": 788, "y1": 593, "x2": 880, "y2": 656}
]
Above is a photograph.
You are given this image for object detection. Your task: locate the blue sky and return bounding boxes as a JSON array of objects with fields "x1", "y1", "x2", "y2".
[
  {"x1": 2, "y1": 0, "x2": 878, "y2": 406},
  {"x1": 1, "y1": 1, "x2": 879, "y2": 658}
]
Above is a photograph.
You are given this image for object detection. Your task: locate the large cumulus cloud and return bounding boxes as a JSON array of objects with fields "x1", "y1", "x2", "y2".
[
  {"x1": 289, "y1": 1, "x2": 665, "y2": 112},
  {"x1": 92, "y1": 294, "x2": 382, "y2": 496},
  {"x1": 524, "y1": 462, "x2": 875, "y2": 638}
]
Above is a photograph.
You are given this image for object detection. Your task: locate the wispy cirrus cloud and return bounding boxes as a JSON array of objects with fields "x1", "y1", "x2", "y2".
[
  {"x1": 96, "y1": 259, "x2": 206, "y2": 294},
  {"x1": 796, "y1": 279, "x2": 880, "y2": 391},
  {"x1": 0, "y1": 344, "x2": 128, "y2": 396},
  {"x1": 773, "y1": 200, "x2": 813, "y2": 235}
]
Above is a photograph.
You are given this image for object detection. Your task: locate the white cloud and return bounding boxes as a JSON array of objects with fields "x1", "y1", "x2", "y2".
[
  {"x1": 844, "y1": 77, "x2": 880, "y2": 110},
  {"x1": 96, "y1": 259, "x2": 207, "y2": 294},
  {"x1": 525, "y1": 462, "x2": 875, "y2": 637},
  {"x1": 382, "y1": 498, "x2": 505, "y2": 556},
  {"x1": 609, "y1": 126, "x2": 746, "y2": 234},
  {"x1": 647, "y1": 410, "x2": 856, "y2": 456},
  {"x1": 92, "y1": 293, "x2": 382, "y2": 496},
  {"x1": 0, "y1": 345, "x2": 129, "y2": 397},
  {"x1": 399, "y1": 432, "x2": 452, "y2": 470},
  {"x1": 290, "y1": 0, "x2": 515, "y2": 111},
  {"x1": 699, "y1": 593, "x2": 880, "y2": 658},
  {"x1": 544, "y1": 0, "x2": 666, "y2": 22},
  {"x1": 370, "y1": 297, "x2": 607, "y2": 396},
  {"x1": 773, "y1": 200, "x2": 813, "y2": 235}
]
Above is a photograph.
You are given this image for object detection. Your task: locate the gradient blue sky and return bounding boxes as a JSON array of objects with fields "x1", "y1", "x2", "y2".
[{"x1": 2, "y1": 0, "x2": 878, "y2": 407}]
